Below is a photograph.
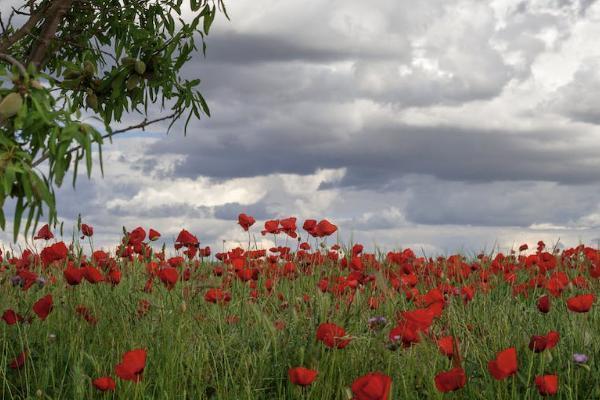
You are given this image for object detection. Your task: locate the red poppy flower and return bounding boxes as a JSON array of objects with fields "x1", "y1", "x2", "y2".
[
  {"x1": 461, "y1": 286, "x2": 475, "y2": 303},
  {"x1": 537, "y1": 295, "x2": 550, "y2": 314},
  {"x1": 389, "y1": 322, "x2": 420, "y2": 347},
  {"x1": 316, "y1": 323, "x2": 351, "y2": 349},
  {"x1": 17, "y1": 269, "x2": 38, "y2": 290},
  {"x1": 288, "y1": 367, "x2": 318, "y2": 386},
  {"x1": 351, "y1": 372, "x2": 392, "y2": 400},
  {"x1": 529, "y1": 331, "x2": 560, "y2": 353},
  {"x1": 84, "y1": 266, "x2": 104, "y2": 284},
  {"x1": 175, "y1": 229, "x2": 199, "y2": 248},
  {"x1": 389, "y1": 306, "x2": 437, "y2": 347},
  {"x1": 81, "y1": 223, "x2": 94, "y2": 237},
  {"x1": 33, "y1": 294, "x2": 53, "y2": 320},
  {"x1": 437, "y1": 336, "x2": 457, "y2": 358},
  {"x1": 2, "y1": 309, "x2": 23, "y2": 325},
  {"x1": 93, "y1": 376, "x2": 116, "y2": 391},
  {"x1": 519, "y1": 243, "x2": 528, "y2": 252},
  {"x1": 417, "y1": 288, "x2": 446, "y2": 307},
  {"x1": 167, "y1": 256, "x2": 185, "y2": 268},
  {"x1": 92, "y1": 250, "x2": 109, "y2": 267},
  {"x1": 299, "y1": 242, "x2": 311, "y2": 250},
  {"x1": 545, "y1": 272, "x2": 569, "y2": 297},
  {"x1": 238, "y1": 213, "x2": 256, "y2": 231},
  {"x1": 316, "y1": 219, "x2": 337, "y2": 237},
  {"x1": 535, "y1": 375, "x2": 558, "y2": 396},
  {"x1": 127, "y1": 227, "x2": 146, "y2": 246},
  {"x1": 75, "y1": 305, "x2": 98, "y2": 325},
  {"x1": 204, "y1": 288, "x2": 231, "y2": 304},
  {"x1": 40, "y1": 241, "x2": 69, "y2": 266},
  {"x1": 262, "y1": 220, "x2": 280, "y2": 235},
  {"x1": 566, "y1": 294, "x2": 595, "y2": 313},
  {"x1": 143, "y1": 278, "x2": 154, "y2": 293},
  {"x1": 149, "y1": 228, "x2": 161, "y2": 241},
  {"x1": 9, "y1": 350, "x2": 28, "y2": 369},
  {"x1": 158, "y1": 267, "x2": 178, "y2": 290},
  {"x1": 279, "y1": 217, "x2": 298, "y2": 238},
  {"x1": 434, "y1": 368, "x2": 467, "y2": 392},
  {"x1": 107, "y1": 268, "x2": 122, "y2": 285},
  {"x1": 303, "y1": 219, "x2": 318, "y2": 235},
  {"x1": 199, "y1": 246, "x2": 211, "y2": 257},
  {"x1": 115, "y1": 349, "x2": 147, "y2": 382},
  {"x1": 34, "y1": 224, "x2": 54, "y2": 240},
  {"x1": 488, "y1": 347, "x2": 518, "y2": 380},
  {"x1": 64, "y1": 266, "x2": 84, "y2": 285}
]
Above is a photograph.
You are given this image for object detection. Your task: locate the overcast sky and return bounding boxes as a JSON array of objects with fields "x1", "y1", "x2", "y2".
[{"x1": 3, "y1": 0, "x2": 600, "y2": 255}]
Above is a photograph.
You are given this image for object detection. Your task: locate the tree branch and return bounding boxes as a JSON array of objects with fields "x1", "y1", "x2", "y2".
[
  {"x1": 31, "y1": 112, "x2": 178, "y2": 168},
  {"x1": 27, "y1": 0, "x2": 74, "y2": 68},
  {"x1": 0, "y1": 3, "x2": 49, "y2": 53},
  {"x1": 0, "y1": 52, "x2": 28, "y2": 77}
]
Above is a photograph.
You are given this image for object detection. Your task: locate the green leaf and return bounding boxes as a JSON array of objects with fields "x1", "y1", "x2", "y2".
[
  {"x1": 0, "y1": 207, "x2": 5, "y2": 230},
  {"x1": 23, "y1": 203, "x2": 36, "y2": 240},
  {"x1": 3, "y1": 164, "x2": 16, "y2": 195},
  {"x1": 198, "y1": 93, "x2": 210, "y2": 116},
  {"x1": 72, "y1": 151, "x2": 80, "y2": 188},
  {"x1": 203, "y1": 5, "x2": 216, "y2": 35},
  {"x1": 98, "y1": 142, "x2": 104, "y2": 177},
  {"x1": 218, "y1": 0, "x2": 230, "y2": 20},
  {"x1": 30, "y1": 93, "x2": 53, "y2": 125},
  {"x1": 29, "y1": 171, "x2": 54, "y2": 206},
  {"x1": 13, "y1": 196, "x2": 24, "y2": 242}
]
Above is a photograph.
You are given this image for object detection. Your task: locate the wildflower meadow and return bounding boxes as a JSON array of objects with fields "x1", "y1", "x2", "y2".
[{"x1": 0, "y1": 216, "x2": 598, "y2": 399}]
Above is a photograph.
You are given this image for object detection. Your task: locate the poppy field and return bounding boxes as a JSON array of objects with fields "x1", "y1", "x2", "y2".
[{"x1": 0, "y1": 215, "x2": 598, "y2": 399}]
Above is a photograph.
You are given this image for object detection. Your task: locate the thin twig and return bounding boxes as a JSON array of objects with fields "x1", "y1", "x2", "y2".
[
  {"x1": 0, "y1": 3, "x2": 48, "y2": 53},
  {"x1": 12, "y1": 7, "x2": 32, "y2": 17},
  {"x1": 0, "y1": 12, "x2": 6, "y2": 36},
  {"x1": 31, "y1": 112, "x2": 178, "y2": 167},
  {"x1": 24, "y1": 30, "x2": 118, "y2": 64},
  {"x1": 0, "y1": 52, "x2": 28, "y2": 77}
]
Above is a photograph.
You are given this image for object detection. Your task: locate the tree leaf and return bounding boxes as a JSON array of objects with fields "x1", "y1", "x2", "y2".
[{"x1": 13, "y1": 196, "x2": 24, "y2": 242}]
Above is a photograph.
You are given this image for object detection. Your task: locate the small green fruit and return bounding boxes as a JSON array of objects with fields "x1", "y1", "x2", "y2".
[
  {"x1": 134, "y1": 60, "x2": 146, "y2": 75},
  {"x1": 61, "y1": 78, "x2": 81, "y2": 90},
  {"x1": 121, "y1": 57, "x2": 136, "y2": 65},
  {"x1": 86, "y1": 93, "x2": 98, "y2": 110},
  {"x1": 0, "y1": 92, "x2": 23, "y2": 119},
  {"x1": 30, "y1": 80, "x2": 43, "y2": 89},
  {"x1": 83, "y1": 60, "x2": 96, "y2": 75},
  {"x1": 64, "y1": 69, "x2": 81, "y2": 79},
  {"x1": 79, "y1": 123, "x2": 92, "y2": 133},
  {"x1": 126, "y1": 75, "x2": 141, "y2": 91}
]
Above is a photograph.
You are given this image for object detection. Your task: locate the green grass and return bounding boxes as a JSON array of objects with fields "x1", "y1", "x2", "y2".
[{"x1": 0, "y1": 249, "x2": 598, "y2": 399}]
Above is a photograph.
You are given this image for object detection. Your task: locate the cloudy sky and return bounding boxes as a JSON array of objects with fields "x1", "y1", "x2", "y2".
[{"x1": 3, "y1": 0, "x2": 600, "y2": 255}]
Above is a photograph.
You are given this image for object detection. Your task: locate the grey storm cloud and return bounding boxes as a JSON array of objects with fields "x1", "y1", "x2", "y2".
[
  {"x1": 144, "y1": 0, "x2": 600, "y2": 191},
  {"x1": 550, "y1": 58, "x2": 600, "y2": 124},
  {"x1": 149, "y1": 121, "x2": 600, "y2": 188},
  {"x1": 401, "y1": 177, "x2": 600, "y2": 227},
  {"x1": 213, "y1": 202, "x2": 270, "y2": 221},
  {"x1": 205, "y1": 32, "x2": 403, "y2": 64},
  {"x1": 108, "y1": 203, "x2": 213, "y2": 219}
]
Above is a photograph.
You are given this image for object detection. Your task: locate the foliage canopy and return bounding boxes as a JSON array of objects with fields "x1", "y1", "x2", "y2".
[{"x1": 0, "y1": 0, "x2": 227, "y2": 241}]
